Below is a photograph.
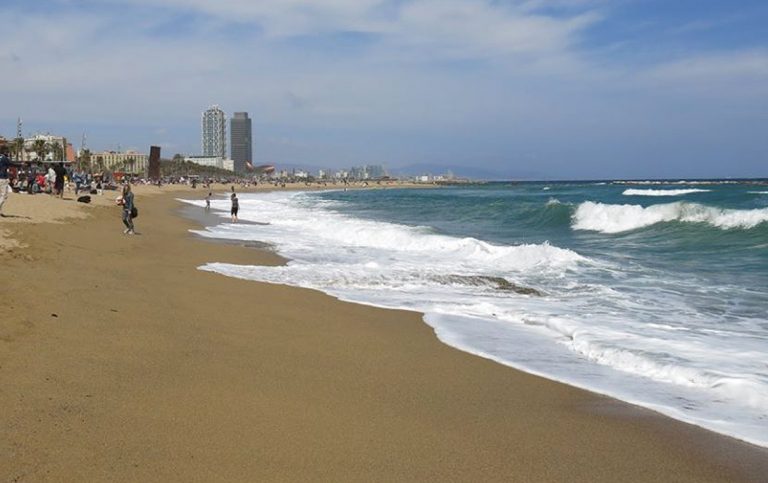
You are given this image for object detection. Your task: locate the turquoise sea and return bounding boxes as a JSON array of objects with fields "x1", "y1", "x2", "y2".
[{"x1": 185, "y1": 180, "x2": 768, "y2": 447}]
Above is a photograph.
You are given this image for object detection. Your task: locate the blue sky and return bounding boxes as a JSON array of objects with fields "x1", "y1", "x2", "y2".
[{"x1": 1, "y1": 0, "x2": 766, "y2": 179}]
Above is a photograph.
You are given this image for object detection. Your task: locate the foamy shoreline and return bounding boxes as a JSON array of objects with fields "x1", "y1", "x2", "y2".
[{"x1": 183, "y1": 188, "x2": 768, "y2": 450}]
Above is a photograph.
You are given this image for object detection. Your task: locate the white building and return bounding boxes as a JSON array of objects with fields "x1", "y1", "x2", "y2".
[
  {"x1": 23, "y1": 134, "x2": 68, "y2": 161},
  {"x1": 202, "y1": 105, "x2": 226, "y2": 158},
  {"x1": 184, "y1": 156, "x2": 235, "y2": 172},
  {"x1": 91, "y1": 150, "x2": 149, "y2": 174}
]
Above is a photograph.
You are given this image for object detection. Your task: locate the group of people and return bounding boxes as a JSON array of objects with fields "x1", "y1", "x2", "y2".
[
  {"x1": 7, "y1": 160, "x2": 68, "y2": 197},
  {"x1": 204, "y1": 188, "x2": 239, "y2": 223},
  {"x1": 2, "y1": 151, "x2": 236, "y2": 237}
]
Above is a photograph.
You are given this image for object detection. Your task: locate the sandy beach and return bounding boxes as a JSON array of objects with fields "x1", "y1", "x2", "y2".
[{"x1": 1, "y1": 185, "x2": 767, "y2": 482}]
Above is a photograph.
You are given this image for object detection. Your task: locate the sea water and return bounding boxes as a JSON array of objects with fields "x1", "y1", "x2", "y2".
[{"x1": 183, "y1": 181, "x2": 768, "y2": 447}]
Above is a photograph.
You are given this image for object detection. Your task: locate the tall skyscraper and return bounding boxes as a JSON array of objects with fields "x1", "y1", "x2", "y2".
[
  {"x1": 201, "y1": 105, "x2": 226, "y2": 158},
  {"x1": 230, "y1": 112, "x2": 252, "y2": 173}
]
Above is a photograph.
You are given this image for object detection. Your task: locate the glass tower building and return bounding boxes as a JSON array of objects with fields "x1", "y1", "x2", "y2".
[{"x1": 230, "y1": 112, "x2": 252, "y2": 173}]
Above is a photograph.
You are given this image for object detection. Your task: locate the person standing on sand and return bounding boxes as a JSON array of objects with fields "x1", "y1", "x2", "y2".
[
  {"x1": 54, "y1": 162, "x2": 66, "y2": 198},
  {"x1": 0, "y1": 153, "x2": 12, "y2": 216},
  {"x1": 205, "y1": 192, "x2": 211, "y2": 211},
  {"x1": 230, "y1": 192, "x2": 239, "y2": 223},
  {"x1": 121, "y1": 184, "x2": 136, "y2": 235},
  {"x1": 46, "y1": 165, "x2": 56, "y2": 195}
]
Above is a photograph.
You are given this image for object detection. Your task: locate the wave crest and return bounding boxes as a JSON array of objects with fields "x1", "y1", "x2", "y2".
[
  {"x1": 572, "y1": 201, "x2": 768, "y2": 233},
  {"x1": 623, "y1": 188, "x2": 710, "y2": 197}
]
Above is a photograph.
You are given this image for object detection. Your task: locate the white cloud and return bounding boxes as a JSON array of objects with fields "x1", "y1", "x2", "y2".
[
  {"x1": 94, "y1": 0, "x2": 598, "y2": 59},
  {"x1": 647, "y1": 50, "x2": 768, "y2": 83},
  {"x1": 386, "y1": 0, "x2": 599, "y2": 58}
]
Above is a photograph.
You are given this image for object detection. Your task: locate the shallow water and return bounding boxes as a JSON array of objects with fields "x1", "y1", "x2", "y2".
[{"x1": 183, "y1": 181, "x2": 768, "y2": 447}]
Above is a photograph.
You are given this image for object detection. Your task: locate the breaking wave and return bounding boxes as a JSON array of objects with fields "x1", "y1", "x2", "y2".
[
  {"x1": 623, "y1": 188, "x2": 710, "y2": 197},
  {"x1": 573, "y1": 201, "x2": 768, "y2": 233}
]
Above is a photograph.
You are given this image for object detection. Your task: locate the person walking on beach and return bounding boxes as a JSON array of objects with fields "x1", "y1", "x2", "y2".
[
  {"x1": 121, "y1": 184, "x2": 136, "y2": 235},
  {"x1": 0, "y1": 153, "x2": 12, "y2": 216},
  {"x1": 230, "y1": 192, "x2": 239, "y2": 223},
  {"x1": 54, "y1": 162, "x2": 66, "y2": 198},
  {"x1": 46, "y1": 165, "x2": 56, "y2": 195},
  {"x1": 205, "y1": 192, "x2": 211, "y2": 211}
]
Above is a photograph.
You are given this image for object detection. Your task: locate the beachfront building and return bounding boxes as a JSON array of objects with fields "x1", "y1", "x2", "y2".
[
  {"x1": 230, "y1": 112, "x2": 252, "y2": 173},
  {"x1": 90, "y1": 150, "x2": 149, "y2": 174},
  {"x1": 184, "y1": 156, "x2": 235, "y2": 172},
  {"x1": 22, "y1": 134, "x2": 70, "y2": 161},
  {"x1": 202, "y1": 105, "x2": 226, "y2": 159}
]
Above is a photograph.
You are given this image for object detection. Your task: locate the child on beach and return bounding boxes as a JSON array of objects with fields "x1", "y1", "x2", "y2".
[
  {"x1": 205, "y1": 192, "x2": 211, "y2": 210},
  {"x1": 230, "y1": 193, "x2": 239, "y2": 223}
]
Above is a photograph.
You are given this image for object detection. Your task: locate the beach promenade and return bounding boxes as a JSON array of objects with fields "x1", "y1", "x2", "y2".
[{"x1": 1, "y1": 185, "x2": 766, "y2": 481}]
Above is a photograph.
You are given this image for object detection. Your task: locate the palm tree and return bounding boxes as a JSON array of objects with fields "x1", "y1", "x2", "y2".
[
  {"x1": 79, "y1": 149, "x2": 92, "y2": 172},
  {"x1": 32, "y1": 139, "x2": 47, "y2": 161},
  {"x1": 126, "y1": 156, "x2": 136, "y2": 174},
  {"x1": 13, "y1": 137, "x2": 24, "y2": 162},
  {"x1": 50, "y1": 141, "x2": 63, "y2": 161}
]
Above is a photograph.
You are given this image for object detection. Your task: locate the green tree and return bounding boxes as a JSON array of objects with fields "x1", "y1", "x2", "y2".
[
  {"x1": 50, "y1": 141, "x2": 64, "y2": 161},
  {"x1": 79, "y1": 149, "x2": 92, "y2": 172},
  {"x1": 13, "y1": 137, "x2": 24, "y2": 162},
  {"x1": 32, "y1": 139, "x2": 47, "y2": 161}
]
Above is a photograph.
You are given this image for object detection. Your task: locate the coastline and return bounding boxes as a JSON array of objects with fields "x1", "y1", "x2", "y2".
[{"x1": 1, "y1": 186, "x2": 767, "y2": 481}]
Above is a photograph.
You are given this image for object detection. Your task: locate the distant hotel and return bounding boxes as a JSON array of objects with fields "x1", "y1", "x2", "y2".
[
  {"x1": 230, "y1": 112, "x2": 252, "y2": 173},
  {"x1": 16, "y1": 134, "x2": 76, "y2": 162},
  {"x1": 201, "y1": 105, "x2": 226, "y2": 158},
  {"x1": 90, "y1": 150, "x2": 148, "y2": 174}
]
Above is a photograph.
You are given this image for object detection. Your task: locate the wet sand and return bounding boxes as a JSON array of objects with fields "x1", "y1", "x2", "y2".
[{"x1": 1, "y1": 186, "x2": 767, "y2": 481}]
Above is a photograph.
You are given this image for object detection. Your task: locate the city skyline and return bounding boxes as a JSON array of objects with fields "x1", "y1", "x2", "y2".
[{"x1": 1, "y1": 0, "x2": 767, "y2": 179}]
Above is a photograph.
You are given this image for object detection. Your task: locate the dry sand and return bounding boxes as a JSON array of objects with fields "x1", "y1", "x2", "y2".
[{"x1": 1, "y1": 185, "x2": 766, "y2": 482}]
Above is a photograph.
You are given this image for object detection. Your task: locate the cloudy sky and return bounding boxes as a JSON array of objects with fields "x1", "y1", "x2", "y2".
[{"x1": 1, "y1": 0, "x2": 767, "y2": 178}]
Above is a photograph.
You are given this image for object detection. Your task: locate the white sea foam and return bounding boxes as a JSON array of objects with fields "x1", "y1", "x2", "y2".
[
  {"x1": 185, "y1": 191, "x2": 768, "y2": 448},
  {"x1": 573, "y1": 201, "x2": 768, "y2": 233},
  {"x1": 623, "y1": 188, "x2": 710, "y2": 197}
]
